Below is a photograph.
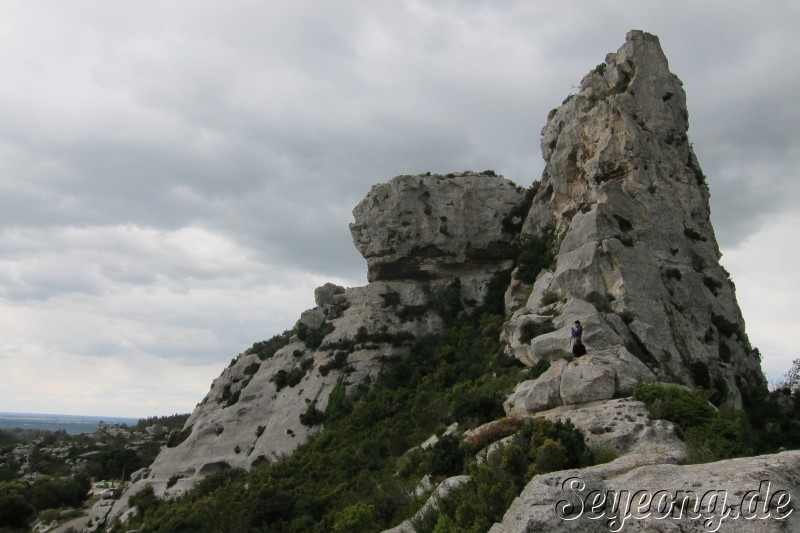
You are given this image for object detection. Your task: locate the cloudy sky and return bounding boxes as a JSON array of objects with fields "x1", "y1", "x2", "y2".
[{"x1": 1, "y1": 1, "x2": 797, "y2": 418}]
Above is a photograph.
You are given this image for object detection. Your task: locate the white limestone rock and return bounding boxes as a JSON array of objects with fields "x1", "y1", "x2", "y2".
[
  {"x1": 350, "y1": 172, "x2": 525, "y2": 284},
  {"x1": 490, "y1": 450, "x2": 800, "y2": 532},
  {"x1": 505, "y1": 351, "x2": 655, "y2": 415},
  {"x1": 513, "y1": 29, "x2": 765, "y2": 409}
]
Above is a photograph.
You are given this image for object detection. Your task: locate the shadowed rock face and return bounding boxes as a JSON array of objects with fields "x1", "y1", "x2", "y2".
[
  {"x1": 350, "y1": 172, "x2": 526, "y2": 282},
  {"x1": 504, "y1": 30, "x2": 767, "y2": 412}
]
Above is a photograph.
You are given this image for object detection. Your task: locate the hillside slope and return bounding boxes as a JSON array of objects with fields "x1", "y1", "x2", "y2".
[{"x1": 103, "y1": 31, "x2": 798, "y2": 533}]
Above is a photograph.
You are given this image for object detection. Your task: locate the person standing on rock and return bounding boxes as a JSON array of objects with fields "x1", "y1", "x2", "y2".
[{"x1": 571, "y1": 320, "x2": 586, "y2": 356}]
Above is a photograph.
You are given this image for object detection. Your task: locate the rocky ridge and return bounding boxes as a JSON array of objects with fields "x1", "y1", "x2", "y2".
[
  {"x1": 503, "y1": 29, "x2": 766, "y2": 415},
  {"x1": 110, "y1": 170, "x2": 527, "y2": 514},
  {"x1": 107, "y1": 30, "x2": 794, "y2": 533}
]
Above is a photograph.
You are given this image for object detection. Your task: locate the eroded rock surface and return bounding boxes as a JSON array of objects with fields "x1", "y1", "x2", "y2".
[
  {"x1": 504, "y1": 30, "x2": 766, "y2": 412},
  {"x1": 491, "y1": 450, "x2": 800, "y2": 532},
  {"x1": 351, "y1": 171, "x2": 525, "y2": 283},
  {"x1": 111, "y1": 172, "x2": 527, "y2": 519}
]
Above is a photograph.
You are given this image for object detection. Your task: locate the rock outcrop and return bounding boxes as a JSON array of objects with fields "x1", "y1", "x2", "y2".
[
  {"x1": 111, "y1": 171, "x2": 527, "y2": 513},
  {"x1": 491, "y1": 450, "x2": 800, "y2": 532},
  {"x1": 108, "y1": 30, "x2": 786, "y2": 533},
  {"x1": 351, "y1": 171, "x2": 524, "y2": 284},
  {"x1": 503, "y1": 30, "x2": 767, "y2": 414}
]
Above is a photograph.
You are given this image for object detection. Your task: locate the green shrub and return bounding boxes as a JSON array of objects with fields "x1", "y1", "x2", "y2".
[
  {"x1": 427, "y1": 279, "x2": 464, "y2": 325},
  {"x1": 166, "y1": 427, "x2": 192, "y2": 448},
  {"x1": 271, "y1": 365, "x2": 308, "y2": 391},
  {"x1": 333, "y1": 502, "x2": 378, "y2": 532},
  {"x1": 129, "y1": 485, "x2": 160, "y2": 514},
  {"x1": 324, "y1": 377, "x2": 348, "y2": 422},
  {"x1": 299, "y1": 402, "x2": 325, "y2": 427},
  {"x1": 529, "y1": 438, "x2": 568, "y2": 476},
  {"x1": 522, "y1": 359, "x2": 551, "y2": 381},
  {"x1": 689, "y1": 361, "x2": 711, "y2": 389},
  {"x1": 632, "y1": 383, "x2": 747, "y2": 463},
  {"x1": 478, "y1": 269, "x2": 512, "y2": 316},
  {"x1": 0, "y1": 489, "x2": 35, "y2": 529},
  {"x1": 518, "y1": 319, "x2": 554, "y2": 344},
  {"x1": 297, "y1": 322, "x2": 335, "y2": 350},
  {"x1": 246, "y1": 330, "x2": 293, "y2": 361},
  {"x1": 417, "y1": 418, "x2": 592, "y2": 531},
  {"x1": 243, "y1": 362, "x2": 261, "y2": 375},
  {"x1": 515, "y1": 231, "x2": 555, "y2": 284},
  {"x1": 429, "y1": 435, "x2": 464, "y2": 477},
  {"x1": 320, "y1": 352, "x2": 349, "y2": 376},
  {"x1": 447, "y1": 378, "x2": 509, "y2": 425},
  {"x1": 225, "y1": 389, "x2": 241, "y2": 408},
  {"x1": 588, "y1": 446, "x2": 619, "y2": 465}
]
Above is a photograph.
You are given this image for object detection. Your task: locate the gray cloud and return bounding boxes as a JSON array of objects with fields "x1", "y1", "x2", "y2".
[{"x1": 0, "y1": 0, "x2": 797, "y2": 415}]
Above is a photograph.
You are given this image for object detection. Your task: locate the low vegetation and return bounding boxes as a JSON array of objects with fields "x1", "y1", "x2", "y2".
[
  {"x1": 0, "y1": 414, "x2": 189, "y2": 531},
  {"x1": 633, "y1": 383, "x2": 747, "y2": 463},
  {"x1": 122, "y1": 281, "x2": 566, "y2": 531}
]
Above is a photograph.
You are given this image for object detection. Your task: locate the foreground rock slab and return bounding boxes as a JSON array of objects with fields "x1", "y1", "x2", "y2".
[{"x1": 491, "y1": 450, "x2": 800, "y2": 532}]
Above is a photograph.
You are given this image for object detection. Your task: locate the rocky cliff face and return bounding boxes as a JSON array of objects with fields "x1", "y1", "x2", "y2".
[
  {"x1": 351, "y1": 172, "x2": 523, "y2": 284},
  {"x1": 110, "y1": 30, "x2": 785, "y2": 533},
  {"x1": 503, "y1": 30, "x2": 766, "y2": 415},
  {"x1": 119, "y1": 171, "x2": 526, "y2": 501}
]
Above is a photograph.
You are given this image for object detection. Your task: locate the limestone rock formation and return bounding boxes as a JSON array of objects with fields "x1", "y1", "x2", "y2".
[
  {"x1": 351, "y1": 171, "x2": 524, "y2": 284},
  {"x1": 109, "y1": 30, "x2": 785, "y2": 533},
  {"x1": 503, "y1": 30, "x2": 767, "y2": 413},
  {"x1": 491, "y1": 450, "x2": 800, "y2": 532},
  {"x1": 110, "y1": 171, "x2": 527, "y2": 514}
]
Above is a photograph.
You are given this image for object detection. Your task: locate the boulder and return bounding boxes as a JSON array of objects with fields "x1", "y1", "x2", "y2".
[
  {"x1": 491, "y1": 450, "x2": 800, "y2": 532},
  {"x1": 350, "y1": 172, "x2": 525, "y2": 283}
]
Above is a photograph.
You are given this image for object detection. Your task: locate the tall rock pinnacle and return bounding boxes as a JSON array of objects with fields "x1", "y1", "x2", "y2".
[{"x1": 505, "y1": 30, "x2": 767, "y2": 412}]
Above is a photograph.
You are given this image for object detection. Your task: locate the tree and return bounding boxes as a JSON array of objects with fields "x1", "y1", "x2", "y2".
[
  {"x1": 0, "y1": 483, "x2": 34, "y2": 529},
  {"x1": 775, "y1": 358, "x2": 800, "y2": 393}
]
